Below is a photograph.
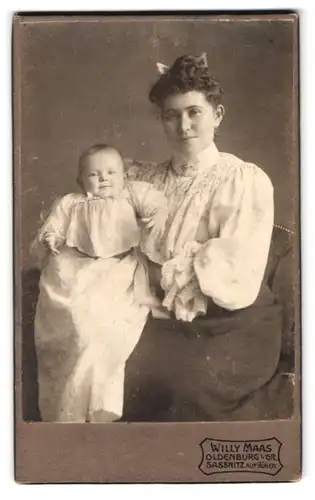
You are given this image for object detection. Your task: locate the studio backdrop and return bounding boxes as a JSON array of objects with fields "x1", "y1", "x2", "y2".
[{"x1": 18, "y1": 17, "x2": 297, "y2": 271}]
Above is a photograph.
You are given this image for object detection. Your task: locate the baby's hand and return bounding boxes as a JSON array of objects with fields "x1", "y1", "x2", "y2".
[
  {"x1": 43, "y1": 233, "x2": 61, "y2": 256},
  {"x1": 142, "y1": 210, "x2": 167, "y2": 240}
]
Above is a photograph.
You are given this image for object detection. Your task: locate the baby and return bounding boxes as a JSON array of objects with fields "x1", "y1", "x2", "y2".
[
  {"x1": 41, "y1": 144, "x2": 166, "y2": 262},
  {"x1": 31, "y1": 144, "x2": 168, "y2": 423}
]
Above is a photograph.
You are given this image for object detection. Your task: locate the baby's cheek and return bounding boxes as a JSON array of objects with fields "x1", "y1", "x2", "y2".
[{"x1": 85, "y1": 180, "x2": 98, "y2": 194}]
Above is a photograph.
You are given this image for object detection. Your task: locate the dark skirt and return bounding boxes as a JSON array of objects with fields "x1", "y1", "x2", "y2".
[{"x1": 123, "y1": 284, "x2": 284, "y2": 421}]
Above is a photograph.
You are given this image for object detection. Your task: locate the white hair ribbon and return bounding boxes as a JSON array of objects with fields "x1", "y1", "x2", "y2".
[
  {"x1": 196, "y1": 52, "x2": 208, "y2": 67},
  {"x1": 156, "y1": 53, "x2": 208, "y2": 75},
  {"x1": 156, "y1": 62, "x2": 169, "y2": 75}
]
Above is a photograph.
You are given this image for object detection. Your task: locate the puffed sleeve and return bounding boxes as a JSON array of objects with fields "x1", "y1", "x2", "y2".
[
  {"x1": 30, "y1": 194, "x2": 75, "y2": 260},
  {"x1": 194, "y1": 163, "x2": 274, "y2": 310}
]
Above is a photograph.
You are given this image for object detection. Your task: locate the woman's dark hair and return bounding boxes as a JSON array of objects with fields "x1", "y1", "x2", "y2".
[{"x1": 149, "y1": 54, "x2": 223, "y2": 108}]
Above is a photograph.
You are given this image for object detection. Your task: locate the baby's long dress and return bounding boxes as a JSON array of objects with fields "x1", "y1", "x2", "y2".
[{"x1": 31, "y1": 182, "x2": 167, "y2": 422}]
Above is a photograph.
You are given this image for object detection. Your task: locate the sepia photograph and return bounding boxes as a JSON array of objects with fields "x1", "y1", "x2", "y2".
[{"x1": 14, "y1": 12, "x2": 300, "y2": 482}]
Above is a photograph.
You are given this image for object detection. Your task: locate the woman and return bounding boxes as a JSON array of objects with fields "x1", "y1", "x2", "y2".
[{"x1": 123, "y1": 53, "x2": 283, "y2": 421}]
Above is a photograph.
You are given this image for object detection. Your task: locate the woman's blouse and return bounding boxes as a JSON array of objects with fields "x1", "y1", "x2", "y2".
[
  {"x1": 31, "y1": 181, "x2": 168, "y2": 261},
  {"x1": 126, "y1": 143, "x2": 274, "y2": 314}
]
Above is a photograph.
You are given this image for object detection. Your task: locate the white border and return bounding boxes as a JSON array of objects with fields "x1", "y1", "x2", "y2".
[{"x1": 1, "y1": 1, "x2": 314, "y2": 498}]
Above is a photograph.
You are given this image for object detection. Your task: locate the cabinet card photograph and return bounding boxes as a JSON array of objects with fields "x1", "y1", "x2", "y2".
[{"x1": 13, "y1": 12, "x2": 300, "y2": 483}]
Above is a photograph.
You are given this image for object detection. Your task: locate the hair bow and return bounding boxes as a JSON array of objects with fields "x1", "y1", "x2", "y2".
[
  {"x1": 156, "y1": 62, "x2": 169, "y2": 75},
  {"x1": 156, "y1": 52, "x2": 208, "y2": 75},
  {"x1": 196, "y1": 52, "x2": 208, "y2": 67}
]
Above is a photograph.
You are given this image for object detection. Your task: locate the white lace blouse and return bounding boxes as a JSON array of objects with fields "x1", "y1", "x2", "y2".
[{"x1": 126, "y1": 143, "x2": 274, "y2": 318}]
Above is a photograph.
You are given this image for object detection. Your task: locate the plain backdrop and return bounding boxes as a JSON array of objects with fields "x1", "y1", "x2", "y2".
[{"x1": 17, "y1": 16, "x2": 297, "y2": 269}]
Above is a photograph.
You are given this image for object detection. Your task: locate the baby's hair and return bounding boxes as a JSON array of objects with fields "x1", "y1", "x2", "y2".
[{"x1": 78, "y1": 143, "x2": 123, "y2": 178}]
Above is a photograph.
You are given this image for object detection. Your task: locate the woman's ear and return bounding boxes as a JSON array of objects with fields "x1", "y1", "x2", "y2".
[{"x1": 214, "y1": 104, "x2": 225, "y2": 128}]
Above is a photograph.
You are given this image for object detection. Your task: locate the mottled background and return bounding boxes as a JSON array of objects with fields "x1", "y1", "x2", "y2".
[{"x1": 18, "y1": 16, "x2": 297, "y2": 269}]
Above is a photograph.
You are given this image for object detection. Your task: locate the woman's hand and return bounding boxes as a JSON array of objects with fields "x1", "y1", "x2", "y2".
[{"x1": 141, "y1": 209, "x2": 167, "y2": 240}]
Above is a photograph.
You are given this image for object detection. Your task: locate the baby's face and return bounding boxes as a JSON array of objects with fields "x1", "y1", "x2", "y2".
[{"x1": 81, "y1": 150, "x2": 125, "y2": 198}]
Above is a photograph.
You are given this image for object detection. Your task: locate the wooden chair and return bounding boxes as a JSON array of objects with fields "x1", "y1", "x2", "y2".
[{"x1": 266, "y1": 224, "x2": 296, "y2": 368}]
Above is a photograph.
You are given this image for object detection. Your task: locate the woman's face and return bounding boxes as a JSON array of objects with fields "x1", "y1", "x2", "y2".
[{"x1": 160, "y1": 91, "x2": 224, "y2": 158}]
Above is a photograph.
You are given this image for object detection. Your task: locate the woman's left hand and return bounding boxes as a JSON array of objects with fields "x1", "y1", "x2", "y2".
[{"x1": 141, "y1": 210, "x2": 167, "y2": 240}]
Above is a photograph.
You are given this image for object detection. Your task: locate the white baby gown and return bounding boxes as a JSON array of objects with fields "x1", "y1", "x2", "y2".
[{"x1": 31, "y1": 181, "x2": 167, "y2": 422}]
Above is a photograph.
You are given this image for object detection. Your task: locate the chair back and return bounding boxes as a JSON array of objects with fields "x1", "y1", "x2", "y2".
[{"x1": 266, "y1": 224, "x2": 296, "y2": 362}]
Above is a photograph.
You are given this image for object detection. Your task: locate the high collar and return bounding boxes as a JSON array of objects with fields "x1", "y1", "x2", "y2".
[{"x1": 171, "y1": 142, "x2": 219, "y2": 177}]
